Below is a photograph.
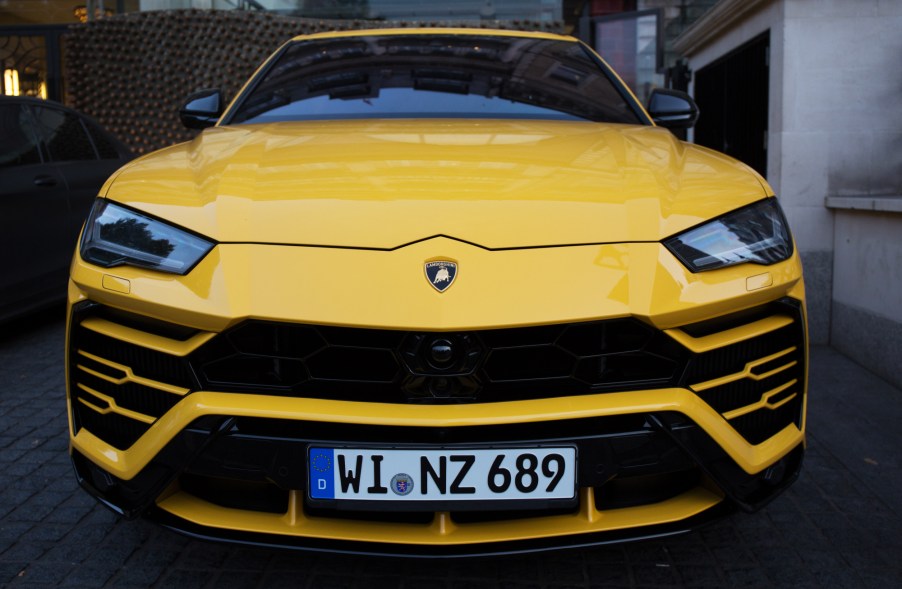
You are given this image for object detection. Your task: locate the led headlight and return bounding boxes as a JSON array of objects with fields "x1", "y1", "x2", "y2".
[
  {"x1": 80, "y1": 200, "x2": 214, "y2": 275},
  {"x1": 664, "y1": 198, "x2": 793, "y2": 272}
]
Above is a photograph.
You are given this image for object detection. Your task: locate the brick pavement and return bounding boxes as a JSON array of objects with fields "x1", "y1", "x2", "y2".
[{"x1": 1, "y1": 308, "x2": 901, "y2": 588}]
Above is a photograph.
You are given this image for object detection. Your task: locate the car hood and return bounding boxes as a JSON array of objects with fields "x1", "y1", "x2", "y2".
[{"x1": 104, "y1": 120, "x2": 769, "y2": 248}]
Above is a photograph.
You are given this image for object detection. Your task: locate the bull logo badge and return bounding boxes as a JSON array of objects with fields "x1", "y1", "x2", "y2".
[{"x1": 424, "y1": 260, "x2": 458, "y2": 293}]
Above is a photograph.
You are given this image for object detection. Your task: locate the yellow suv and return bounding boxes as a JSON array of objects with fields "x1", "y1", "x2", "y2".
[{"x1": 66, "y1": 29, "x2": 806, "y2": 556}]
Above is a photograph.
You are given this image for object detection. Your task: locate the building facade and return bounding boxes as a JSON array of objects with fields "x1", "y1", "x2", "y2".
[{"x1": 676, "y1": 0, "x2": 902, "y2": 387}]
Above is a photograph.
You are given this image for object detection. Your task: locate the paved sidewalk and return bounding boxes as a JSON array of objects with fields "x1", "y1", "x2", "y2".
[{"x1": 1, "y1": 309, "x2": 900, "y2": 588}]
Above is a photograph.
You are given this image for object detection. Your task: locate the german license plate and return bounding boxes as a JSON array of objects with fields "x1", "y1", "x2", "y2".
[{"x1": 308, "y1": 447, "x2": 576, "y2": 502}]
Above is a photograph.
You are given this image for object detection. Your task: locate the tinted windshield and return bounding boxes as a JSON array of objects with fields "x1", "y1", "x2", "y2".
[{"x1": 227, "y1": 34, "x2": 645, "y2": 125}]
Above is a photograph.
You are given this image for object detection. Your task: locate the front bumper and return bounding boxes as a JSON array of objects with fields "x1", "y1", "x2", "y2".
[
  {"x1": 66, "y1": 298, "x2": 806, "y2": 556},
  {"x1": 66, "y1": 237, "x2": 807, "y2": 555},
  {"x1": 71, "y1": 404, "x2": 803, "y2": 556}
]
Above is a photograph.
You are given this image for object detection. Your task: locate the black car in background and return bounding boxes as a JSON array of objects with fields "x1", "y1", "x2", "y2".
[{"x1": 0, "y1": 96, "x2": 133, "y2": 323}]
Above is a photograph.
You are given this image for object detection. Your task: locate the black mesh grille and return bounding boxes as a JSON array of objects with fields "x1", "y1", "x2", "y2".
[
  {"x1": 77, "y1": 369, "x2": 182, "y2": 420},
  {"x1": 695, "y1": 369, "x2": 801, "y2": 415},
  {"x1": 683, "y1": 300, "x2": 806, "y2": 445},
  {"x1": 684, "y1": 324, "x2": 799, "y2": 383},
  {"x1": 75, "y1": 328, "x2": 195, "y2": 387},
  {"x1": 66, "y1": 298, "x2": 806, "y2": 450},
  {"x1": 72, "y1": 397, "x2": 152, "y2": 450},
  {"x1": 729, "y1": 400, "x2": 803, "y2": 445},
  {"x1": 68, "y1": 306, "x2": 198, "y2": 451},
  {"x1": 190, "y1": 318, "x2": 687, "y2": 403}
]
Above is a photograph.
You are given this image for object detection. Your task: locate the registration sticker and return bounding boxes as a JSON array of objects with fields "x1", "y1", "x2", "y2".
[{"x1": 308, "y1": 447, "x2": 576, "y2": 502}]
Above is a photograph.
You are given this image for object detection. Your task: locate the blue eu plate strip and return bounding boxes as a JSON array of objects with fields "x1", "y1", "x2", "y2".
[{"x1": 308, "y1": 448, "x2": 335, "y2": 499}]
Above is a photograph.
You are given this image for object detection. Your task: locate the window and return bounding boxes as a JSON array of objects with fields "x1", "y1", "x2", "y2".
[
  {"x1": 85, "y1": 121, "x2": 122, "y2": 160},
  {"x1": 229, "y1": 35, "x2": 644, "y2": 126},
  {"x1": 0, "y1": 103, "x2": 42, "y2": 167},
  {"x1": 32, "y1": 106, "x2": 97, "y2": 162}
]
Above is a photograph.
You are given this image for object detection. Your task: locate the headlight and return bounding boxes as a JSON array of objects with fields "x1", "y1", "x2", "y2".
[
  {"x1": 664, "y1": 198, "x2": 793, "y2": 272},
  {"x1": 80, "y1": 200, "x2": 214, "y2": 275}
]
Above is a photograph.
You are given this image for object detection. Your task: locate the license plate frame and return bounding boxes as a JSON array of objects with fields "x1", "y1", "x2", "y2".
[{"x1": 307, "y1": 445, "x2": 578, "y2": 512}]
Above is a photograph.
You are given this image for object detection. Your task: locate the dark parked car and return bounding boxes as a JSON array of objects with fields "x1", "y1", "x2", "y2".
[{"x1": 0, "y1": 96, "x2": 133, "y2": 323}]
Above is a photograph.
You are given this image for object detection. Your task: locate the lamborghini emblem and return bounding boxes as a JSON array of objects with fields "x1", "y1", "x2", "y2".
[{"x1": 425, "y1": 260, "x2": 457, "y2": 292}]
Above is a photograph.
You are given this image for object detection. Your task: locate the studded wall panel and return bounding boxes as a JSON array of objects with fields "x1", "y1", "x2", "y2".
[{"x1": 65, "y1": 10, "x2": 561, "y2": 156}]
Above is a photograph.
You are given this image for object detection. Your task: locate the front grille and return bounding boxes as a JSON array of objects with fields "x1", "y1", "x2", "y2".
[
  {"x1": 190, "y1": 319, "x2": 687, "y2": 403},
  {"x1": 76, "y1": 327, "x2": 194, "y2": 386},
  {"x1": 67, "y1": 298, "x2": 806, "y2": 451},
  {"x1": 68, "y1": 305, "x2": 198, "y2": 450},
  {"x1": 681, "y1": 300, "x2": 806, "y2": 445}
]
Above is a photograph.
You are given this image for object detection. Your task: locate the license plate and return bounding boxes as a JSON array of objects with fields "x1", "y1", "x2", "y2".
[{"x1": 308, "y1": 447, "x2": 576, "y2": 503}]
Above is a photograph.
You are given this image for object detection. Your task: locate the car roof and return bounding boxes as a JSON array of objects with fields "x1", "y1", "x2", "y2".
[
  {"x1": 0, "y1": 95, "x2": 54, "y2": 104},
  {"x1": 0, "y1": 95, "x2": 78, "y2": 112},
  {"x1": 290, "y1": 27, "x2": 577, "y2": 44}
]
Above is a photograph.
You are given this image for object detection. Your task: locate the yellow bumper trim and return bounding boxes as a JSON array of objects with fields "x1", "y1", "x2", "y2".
[
  {"x1": 77, "y1": 350, "x2": 190, "y2": 397},
  {"x1": 80, "y1": 316, "x2": 215, "y2": 356},
  {"x1": 690, "y1": 347, "x2": 797, "y2": 392},
  {"x1": 665, "y1": 314, "x2": 794, "y2": 353},
  {"x1": 76, "y1": 383, "x2": 156, "y2": 425},
  {"x1": 71, "y1": 388, "x2": 804, "y2": 481},
  {"x1": 156, "y1": 484, "x2": 723, "y2": 546},
  {"x1": 722, "y1": 380, "x2": 799, "y2": 421}
]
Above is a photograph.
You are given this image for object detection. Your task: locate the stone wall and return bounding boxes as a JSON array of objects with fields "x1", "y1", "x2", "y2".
[
  {"x1": 65, "y1": 9, "x2": 560, "y2": 155},
  {"x1": 828, "y1": 203, "x2": 902, "y2": 390}
]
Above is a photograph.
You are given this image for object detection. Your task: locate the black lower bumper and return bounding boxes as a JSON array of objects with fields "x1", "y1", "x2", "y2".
[{"x1": 145, "y1": 499, "x2": 738, "y2": 558}]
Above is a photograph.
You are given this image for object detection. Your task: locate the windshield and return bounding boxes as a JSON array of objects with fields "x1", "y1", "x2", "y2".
[{"x1": 227, "y1": 34, "x2": 645, "y2": 125}]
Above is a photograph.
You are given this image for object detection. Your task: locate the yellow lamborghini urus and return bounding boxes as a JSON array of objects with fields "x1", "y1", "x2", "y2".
[{"x1": 66, "y1": 29, "x2": 806, "y2": 556}]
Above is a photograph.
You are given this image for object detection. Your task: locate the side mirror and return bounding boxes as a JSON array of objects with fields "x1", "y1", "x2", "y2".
[
  {"x1": 179, "y1": 89, "x2": 224, "y2": 130},
  {"x1": 646, "y1": 88, "x2": 699, "y2": 130}
]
